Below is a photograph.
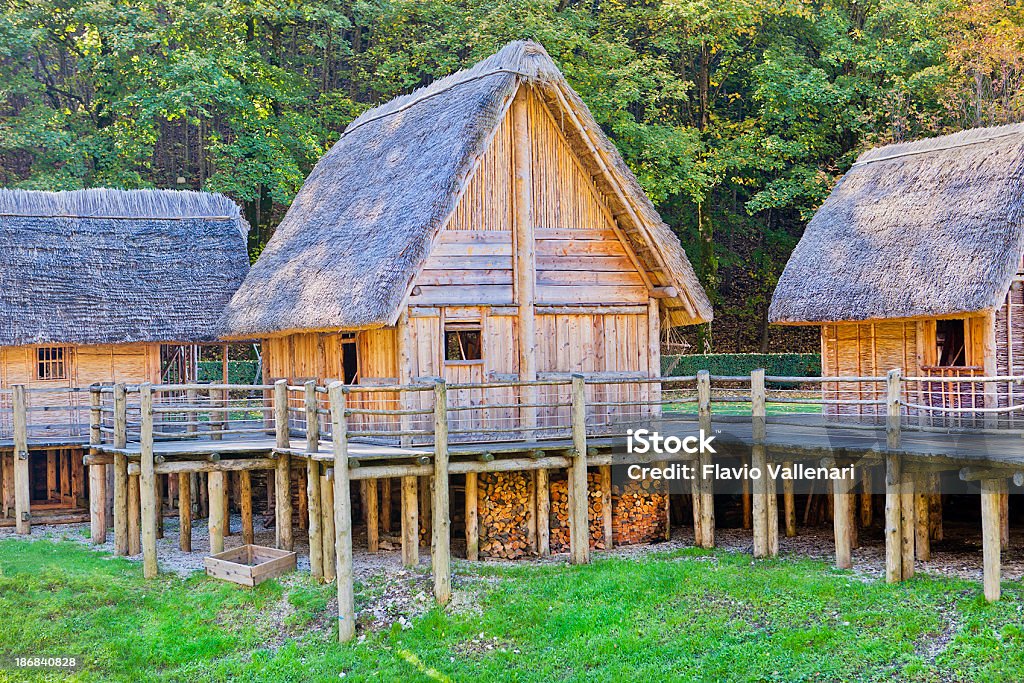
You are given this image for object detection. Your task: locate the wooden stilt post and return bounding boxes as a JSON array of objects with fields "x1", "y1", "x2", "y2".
[
  {"x1": 600, "y1": 464, "x2": 613, "y2": 550},
  {"x1": 884, "y1": 369, "x2": 904, "y2": 583},
  {"x1": 861, "y1": 466, "x2": 874, "y2": 529},
  {"x1": 536, "y1": 468, "x2": 550, "y2": 556},
  {"x1": 742, "y1": 473, "x2": 752, "y2": 531},
  {"x1": 240, "y1": 470, "x2": 253, "y2": 546},
  {"x1": 915, "y1": 476, "x2": 931, "y2": 562},
  {"x1": 139, "y1": 383, "x2": 158, "y2": 578},
  {"x1": 328, "y1": 382, "x2": 355, "y2": 642},
  {"x1": 274, "y1": 380, "x2": 293, "y2": 551},
  {"x1": 178, "y1": 472, "x2": 192, "y2": 552},
  {"x1": 981, "y1": 477, "x2": 1003, "y2": 602},
  {"x1": 401, "y1": 476, "x2": 418, "y2": 567},
  {"x1": 321, "y1": 469, "x2": 336, "y2": 582},
  {"x1": 208, "y1": 470, "x2": 225, "y2": 554},
  {"x1": 569, "y1": 374, "x2": 591, "y2": 564},
  {"x1": 381, "y1": 478, "x2": 392, "y2": 535},
  {"x1": 751, "y1": 369, "x2": 777, "y2": 558},
  {"x1": 305, "y1": 381, "x2": 323, "y2": 579},
  {"x1": 1000, "y1": 488, "x2": 1009, "y2": 547},
  {"x1": 128, "y1": 474, "x2": 141, "y2": 555},
  {"x1": 88, "y1": 385, "x2": 107, "y2": 544},
  {"x1": 832, "y1": 466, "x2": 853, "y2": 570},
  {"x1": 12, "y1": 385, "x2": 30, "y2": 535},
  {"x1": 432, "y1": 380, "x2": 451, "y2": 604},
  {"x1": 113, "y1": 383, "x2": 129, "y2": 555},
  {"x1": 696, "y1": 370, "x2": 715, "y2": 548},
  {"x1": 155, "y1": 474, "x2": 165, "y2": 539},
  {"x1": 783, "y1": 461, "x2": 796, "y2": 538},
  {"x1": 366, "y1": 479, "x2": 379, "y2": 552},
  {"x1": 223, "y1": 472, "x2": 232, "y2": 536},
  {"x1": 1, "y1": 452, "x2": 12, "y2": 519},
  {"x1": 900, "y1": 470, "x2": 915, "y2": 580},
  {"x1": 465, "y1": 472, "x2": 479, "y2": 561}
]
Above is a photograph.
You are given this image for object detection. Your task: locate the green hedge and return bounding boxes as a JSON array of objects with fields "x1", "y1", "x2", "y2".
[
  {"x1": 197, "y1": 360, "x2": 261, "y2": 385},
  {"x1": 661, "y1": 353, "x2": 821, "y2": 378}
]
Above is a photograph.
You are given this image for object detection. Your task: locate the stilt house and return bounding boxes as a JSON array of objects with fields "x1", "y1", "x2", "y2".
[
  {"x1": 220, "y1": 41, "x2": 711, "y2": 429},
  {"x1": 769, "y1": 125, "x2": 1024, "y2": 422},
  {"x1": 0, "y1": 188, "x2": 249, "y2": 523}
]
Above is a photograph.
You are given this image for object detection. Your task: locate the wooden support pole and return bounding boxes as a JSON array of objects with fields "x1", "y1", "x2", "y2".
[
  {"x1": 783, "y1": 461, "x2": 796, "y2": 538},
  {"x1": 12, "y1": 385, "x2": 30, "y2": 535},
  {"x1": 742, "y1": 475, "x2": 752, "y2": 531},
  {"x1": 696, "y1": 370, "x2": 715, "y2": 548},
  {"x1": 512, "y1": 88, "x2": 538, "y2": 436},
  {"x1": 139, "y1": 384, "x2": 158, "y2": 578},
  {"x1": 884, "y1": 369, "x2": 903, "y2": 583},
  {"x1": 274, "y1": 380, "x2": 293, "y2": 551},
  {"x1": 432, "y1": 380, "x2": 452, "y2": 604},
  {"x1": 401, "y1": 475, "x2": 418, "y2": 567},
  {"x1": 1, "y1": 453, "x2": 12, "y2": 519},
  {"x1": 981, "y1": 477, "x2": 1003, "y2": 602},
  {"x1": 128, "y1": 474, "x2": 141, "y2": 555},
  {"x1": 569, "y1": 374, "x2": 591, "y2": 564},
  {"x1": 751, "y1": 369, "x2": 776, "y2": 558},
  {"x1": 155, "y1": 474, "x2": 165, "y2": 539},
  {"x1": 305, "y1": 381, "x2": 323, "y2": 579},
  {"x1": 178, "y1": 472, "x2": 192, "y2": 552},
  {"x1": 113, "y1": 383, "x2": 129, "y2": 555},
  {"x1": 465, "y1": 472, "x2": 479, "y2": 561},
  {"x1": 88, "y1": 386, "x2": 106, "y2": 543},
  {"x1": 915, "y1": 477, "x2": 931, "y2": 563},
  {"x1": 832, "y1": 471, "x2": 853, "y2": 570},
  {"x1": 381, "y1": 478, "x2": 392, "y2": 534},
  {"x1": 240, "y1": 470, "x2": 253, "y2": 546},
  {"x1": 366, "y1": 479, "x2": 379, "y2": 553},
  {"x1": 328, "y1": 382, "x2": 355, "y2": 642},
  {"x1": 860, "y1": 466, "x2": 874, "y2": 529},
  {"x1": 600, "y1": 464, "x2": 613, "y2": 550},
  {"x1": 536, "y1": 468, "x2": 550, "y2": 556},
  {"x1": 1000, "y1": 488, "x2": 1010, "y2": 548},
  {"x1": 208, "y1": 470, "x2": 225, "y2": 555},
  {"x1": 900, "y1": 470, "x2": 916, "y2": 580},
  {"x1": 321, "y1": 470, "x2": 336, "y2": 582}
]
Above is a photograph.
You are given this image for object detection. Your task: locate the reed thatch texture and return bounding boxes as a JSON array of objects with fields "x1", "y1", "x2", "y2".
[
  {"x1": 770, "y1": 124, "x2": 1024, "y2": 324},
  {"x1": 220, "y1": 40, "x2": 711, "y2": 338},
  {"x1": 0, "y1": 188, "x2": 250, "y2": 345}
]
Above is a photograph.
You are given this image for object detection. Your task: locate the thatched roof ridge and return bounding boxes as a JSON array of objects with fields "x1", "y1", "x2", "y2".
[
  {"x1": 220, "y1": 41, "x2": 711, "y2": 337},
  {"x1": 0, "y1": 188, "x2": 250, "y2": 346},
  {"x1": 769, "y1": 123, "x2": 1024, "y2": 324}
]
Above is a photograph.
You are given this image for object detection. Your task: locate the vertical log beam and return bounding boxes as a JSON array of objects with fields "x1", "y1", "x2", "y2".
[
  {"x1": 381, "y1": 478, "x2": 392, "y2": 535},
  {"x1": 600, "y1": 464, "x2": 613, "y2": 550},
  {"x1": 884, "y1": 369, "x2": 904, "y2": 583},
  {"x1": 900, "y1": 470, "x2": 916, "y2": 580},
  {"x1": 240, "y1": 470, "x2": 253, "y2": 546},
  {"x1": 512, "y1": 88, "x2": 537, "y2": 436},
  {"x1": 860, "y1": 466, "x2": 874, "y2": 529},
  {"x1": 274, "y1": 379, "x2": 293, "y2": 551},
  {"x1": 113, "y1": 384, "x2": 129, "y2": 554},
  {"x1": 366, "y1": 479, "x2": 379, "y2": 552},
  {"x1": 139, "y1": 384, "x2": 158, "y2": 578},
  {"x1": 401, "y1": 475, "x2": 419, "y2": 567},
  {"x1": 208, "y1": 470, "x2": 225, "y2": 555},
  {"x1": 783, "y1": 461, "x2": 797, "y2": 538},
  {"x1": 832, "y1": 469, "x2": 854, "y2": 570},
  {"x1": 751, "y1": 369, "x2": 777, "y2": 558},
  {"x1": 696, "y1": 370, "x2": 715, "y2": 548},
  {"x1": 536, "y1": 468, "x2": 550, "y2": 556},
  {"x1": 305, "y1": 381, "x2": 323, "y2": 579},
  {"x1": 981, "y1": 477, "x2": 1003, "y2": 602},
  {"x1": 328, "y1": 382, "x2": 355, "y2": 642},
  {"x1": 89, "y1": 386, "x2": 106, "y2": 543},
  {"x1": 178, "y1": 472, "x2": 192, "y2": 552},
  {"x1": 128, "y1": 474, "x2": 141, "y2": 555},
  {"x1": 12, "y1": 385, "x2": 30, "y2": 535},
  {"x1": 155, "y1": 474, "x2": 165, "y2": 539},
  {"x1": 915, "y1": 476, "x2": 931, "y2": 562},
  {"x1": 465, "y1": 472, "x2": 479, "y2": 561},
  {"x1": 432, "y1": 380, "x2": 452, "y2": 604},
  {"x1": 569, "y1": 374, "x2": 591, "y2": 564},
  {"x1": 321, "y1": 470, "x2": 336, "y2": 582}
]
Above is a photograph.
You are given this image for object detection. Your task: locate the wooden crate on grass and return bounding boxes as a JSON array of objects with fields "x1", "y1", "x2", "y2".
[{"x1": 204, "y1": 544, "x2": 296, "y2": 586}]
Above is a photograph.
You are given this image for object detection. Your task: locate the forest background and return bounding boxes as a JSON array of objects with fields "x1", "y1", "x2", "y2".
[{"x1": 1, "y1": 0, "x2": 1019, "y2": 351}]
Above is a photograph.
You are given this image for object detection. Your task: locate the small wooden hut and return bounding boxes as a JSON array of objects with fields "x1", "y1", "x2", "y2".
[
  {"x1": 220, "y1": 41, "x2": 711, "y2": 556},
  {"x1": 769, "y1": 125, "x2": 1024, "y2": 422},
  {"x1": 0, "y1": 188, "x2": 249, "y2": 524}
]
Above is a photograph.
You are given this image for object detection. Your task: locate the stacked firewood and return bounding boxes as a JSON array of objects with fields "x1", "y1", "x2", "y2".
[
  {"x1": 478, "y1": 472, "x2": 532, "y2": 559},
  {"x1": 612, "y1": 479, "x2": 667, "y2": 546},
  {"x1": 549, "y1": 471, "x2": 605, "y2": 552}
]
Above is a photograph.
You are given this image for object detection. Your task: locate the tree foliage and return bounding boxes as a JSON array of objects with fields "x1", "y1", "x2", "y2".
[{"x1": 0, "y1": 0, "x2": 1015, "y2": 350}]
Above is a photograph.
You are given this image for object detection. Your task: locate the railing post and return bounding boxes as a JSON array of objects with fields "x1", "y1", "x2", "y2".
[
  {"x1": 305, "y1": 380, "x2": 323, "y2": 579},
  {"x1": 328, "y1": 382, "x2": 355, "y2": 642},
  {"x1": 432, "y1": 379, "x2": 452, "y2": 603},
  {"x1": 695, "y1": 370, "x2": 715, "y2": 548},
  {"x1": 569, "y1": 374, "x2": 591, "y2": 564},
  {"x1": 112, "y1": 383, "x2": 129, "y2": 555},
  {"x1": 139, "y1": 383, "x2": 158, "y2": 578},
  {"x1": 274, "y1": 379, "x2": 292, "y2": 551},
  {"x1": 884, "y1": 368, "x2": 904, "y2": 583},
  {"x1": 88, "y1": 384, "x2": 106, "y2": 544},
  {"x1": 750, "y1": 369, "x2": 776, "y2": 558},
  {"x1": 12, "y1": 385, "x2": 30, "y2": 535}
]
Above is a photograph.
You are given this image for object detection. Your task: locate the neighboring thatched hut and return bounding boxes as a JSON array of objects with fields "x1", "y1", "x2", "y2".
[
  {"x1": 221, "y1": 40, "x2": 710, "y2": 405},
  {"x1": 770, "y1": 125, "x2": 1024, "y2": 422},
  {"x1": 0, "y1": 188, "x2": 249, "y2": 522}
]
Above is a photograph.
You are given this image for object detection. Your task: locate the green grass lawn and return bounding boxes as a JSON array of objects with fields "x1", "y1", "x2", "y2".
[{"x1": 1, "y1": 537, "x2": 1023, "y2": 682}]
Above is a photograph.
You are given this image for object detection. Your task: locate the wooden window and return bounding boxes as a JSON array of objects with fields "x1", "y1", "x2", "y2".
[
  {"x1": 444, "y1": 324, "x2": 482, "y2": 363},
  {"x1": 36, "y1": 347, "x2": 68, "y2": 380},
  {"x1": 936, "y1": 319, "x2": 966, "y2": 367}
]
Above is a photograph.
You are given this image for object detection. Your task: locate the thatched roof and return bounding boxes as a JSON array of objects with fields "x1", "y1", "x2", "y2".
[
  {"x1": 770, "y1": 124, "x2": 1024, "y2": 324},
  {"x1": 0, "y1": 188, "x2": 250, "y2": 346},
  {"x1": 220, "y1": 40, "x2": 711, "y2": 338}
]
